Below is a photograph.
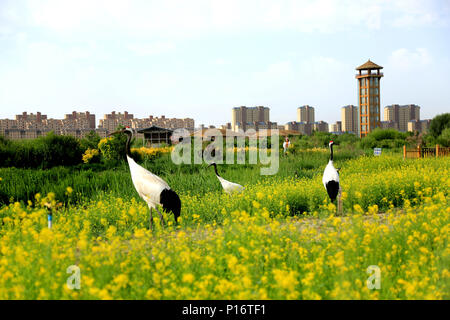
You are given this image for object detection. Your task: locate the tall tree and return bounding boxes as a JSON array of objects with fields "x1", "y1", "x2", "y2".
[{"x1": 430, "y1": 113, "x2": 450, "y2": 138}]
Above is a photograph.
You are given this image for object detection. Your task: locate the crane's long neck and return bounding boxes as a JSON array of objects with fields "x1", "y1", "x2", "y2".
[
  {"x1": 329, "y1": 144, "x2": 334, "y2": 161},
  {"x1": 212, "y1": 163, "x2": 220, "y2": 177},
  {"x1": 125, "y1": 132, "x2": 132, "y2": 158}
]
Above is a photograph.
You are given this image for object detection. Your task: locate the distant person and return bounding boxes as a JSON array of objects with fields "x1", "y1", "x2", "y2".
[{"x1": 283, "y1": 137, "x2": 290, "y2": 155}]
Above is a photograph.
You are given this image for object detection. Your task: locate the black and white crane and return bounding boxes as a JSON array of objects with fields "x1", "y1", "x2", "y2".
[
  {"x1": 208, "y1": 163, "x2": 244, "y2": 195},
  {"x1": 322, "y1": 140, "x2": 340, "y2": 203},
  {"x1": 109, "y1": 127, "x2": 181, "y2": 228}
]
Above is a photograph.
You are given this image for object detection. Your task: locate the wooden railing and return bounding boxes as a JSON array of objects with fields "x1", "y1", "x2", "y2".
[{"x1": 403, "y1": 145, "x2": 450, "y2": 159}]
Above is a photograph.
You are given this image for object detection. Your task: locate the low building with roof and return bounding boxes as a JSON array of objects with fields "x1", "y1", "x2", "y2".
[{"x1": 137, "y1": 126, "x2": 174, "y2": 146}]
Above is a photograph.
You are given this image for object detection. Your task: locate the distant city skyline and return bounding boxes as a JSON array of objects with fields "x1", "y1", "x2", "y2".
[
  {"x1": 0, "y1": 101, "x2": 438, "y2": 130},
  {"x1": 1, "y1": 0, "x2": 449, "y2": 126}
]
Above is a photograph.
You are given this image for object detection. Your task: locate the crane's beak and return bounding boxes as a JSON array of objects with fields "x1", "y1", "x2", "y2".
[{"x1": 107, "y1": 129, "x2": 125, "y2": 136}]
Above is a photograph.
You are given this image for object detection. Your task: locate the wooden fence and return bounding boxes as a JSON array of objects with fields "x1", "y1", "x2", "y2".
[{"x1": 403, "y1": 145, "x2": 450, "y2": 159}]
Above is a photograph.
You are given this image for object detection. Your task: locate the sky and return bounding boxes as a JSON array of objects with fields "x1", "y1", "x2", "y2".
[{"x1": 0, "y1": 0, "x2": 449, "y2": 127}]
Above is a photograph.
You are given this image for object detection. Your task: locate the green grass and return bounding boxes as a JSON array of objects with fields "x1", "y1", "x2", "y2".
[{"x1": 0, "y1": 146, "x2": 366, "y2": 206}]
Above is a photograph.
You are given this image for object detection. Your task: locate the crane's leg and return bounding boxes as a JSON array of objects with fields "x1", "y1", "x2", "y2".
[
  {"x1": 337, "y1": 188, "x2": 343, "y2": 216},
  {"x1": 155, "y1": 206, "x2": 165, "y2": 225},
  {"x1": 148, "y1": 206, "x2": 153, "y2": 230}
]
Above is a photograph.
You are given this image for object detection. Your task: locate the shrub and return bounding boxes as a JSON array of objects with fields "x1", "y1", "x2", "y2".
[
  {"x1": 0, "y1": 132, "x2": 83, "y2": 168},
  {"x1": 429, "y1": 113, "x2": 450, "y2": 138},
  {"x1": 39, "y1": 132, "x2": 83, "y2": 167},
  {"x1": 437, "y1": 127, "x2": 450, "y2": 147},
  {"x1": 80, "y1": 131, "x2": 101, "y2": 152},
  {"x1": 98, "y1": 132, "x2": 128, "y2": 163},
  {"x1": 360, "y1": 128, "x2": 408, "y2": 149}
]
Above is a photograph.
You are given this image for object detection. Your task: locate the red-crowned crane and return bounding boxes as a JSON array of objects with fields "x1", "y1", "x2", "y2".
[
  {"x1": 109, "y1": 127, "x2": 181, "y2": 228},
  {"x1": 208, "y1": 163, "x2": 244, "y2": 195},
  {"x1": 322, "y1": 140, "x2": 340, "y2": 203}
]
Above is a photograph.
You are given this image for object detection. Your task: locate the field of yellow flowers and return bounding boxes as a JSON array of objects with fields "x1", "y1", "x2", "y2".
[{"x1": 0, "y1": 154, "x2": 448, "y2": 299}]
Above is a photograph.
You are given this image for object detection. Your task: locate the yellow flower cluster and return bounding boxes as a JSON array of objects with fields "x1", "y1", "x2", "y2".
[
  {"x1": 304, "y1": 147, "x2": 327, "y2": 152},
  {"x1": 181, "y1": 155, "x2": 449, "y2": 223},
  {"x1": 0, "y1": 184, "x2": 448, "y2": 299},
  {"x1": 98, "y1": 137, "x2": 113, "y2": 147},
  {"x1": 82, "y1": 148, "x2": 100, "y2": 164},
  {"x1": 131, "y1": 146, "x2": 173, "y2": 160},
  {"x1": 0, "y1": 155, "x2": 448, "y2": 300}
]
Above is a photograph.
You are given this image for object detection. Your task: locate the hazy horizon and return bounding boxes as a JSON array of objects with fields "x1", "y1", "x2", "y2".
[{"x1": 1, "y1": 0, "x2": 449, "y2": 127}]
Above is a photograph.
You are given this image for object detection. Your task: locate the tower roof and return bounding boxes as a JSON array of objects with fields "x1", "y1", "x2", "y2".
[{"x1": 356, "y1": 59, "x2": 383, "y2": 70}]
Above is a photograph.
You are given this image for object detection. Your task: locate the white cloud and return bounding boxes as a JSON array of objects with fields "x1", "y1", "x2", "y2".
[
  {"x1": 1, "y1": 0, "x2": 449, "y2": 124},
  {"x1": 388, "y1": 48, "x2": 432, "y2": 70},
  {"x1": 391, "y1": 0, "x2": 450, "y2": 28},
  {"x1": 6, "y1": 0, "x2": 443, "y2": 39},
  {"x1": 365, "y1": 5, "x2": 383, "y2": 30}
]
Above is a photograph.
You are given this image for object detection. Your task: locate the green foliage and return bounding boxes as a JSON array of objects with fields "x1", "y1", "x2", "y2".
[
  {"x1": 98, "y1": 129, "x2": 128, "y2": 163},
  {"x1": 360, "y1": 128, "x2": 409, "y2": 149},
  {"x1": 0, "y1": 135, "x2": 11, "y2": 147},
  {"x1": 288, "y1": 132, "x2": 359, "y2": 151},
  {"x1": 80, "y1": 130, "x2": 101, "y2": 151},
  {"x1": 40, "y1": 132, "x2": 83, "y2": 167},
  {"x1": 429, "y1": 113, "x2": 450, "y2": 138},
  {"x1": 437, "y1": 127, "x2": 450, "y2": 147},
  {"x1": 336, "y1": 132, "x2": 360, "y2": 145},
  {"x1": 310, "y1": 131, "x2": 334, "y2": 147},
  {"x1": 370, "y1": 128, "x2": 406, "y2": 140},
  {"x1": 0, "y1": 132, "x2": 82, "y2": 169}
]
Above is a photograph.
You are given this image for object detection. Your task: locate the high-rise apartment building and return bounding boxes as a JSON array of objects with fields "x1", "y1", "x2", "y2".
[
  {"x1": 356, "y1": 60, "x2": 383, "y2": 137},
  {"x1": 14, "y1": 112, "x2": 47, "y2": 130},
  {"x1": 98, "y1": 112, "x2": 194, "y2": 132},
  {"x1": 131, "y1": 115, "x2": 195, "y2": 132},
  {"x1": 341, "y1": 105, "x2": 359, "y2": 134},
  {"x1": 16, "y1": 112, "x2": 47, "y2": 122},
  {"x1": 384, "y1": 104, "x2": 420, "y2": 132},
  {"x1": 1, "y1": 111, "x2": 96, "y2": 140},
  {"x1": 65, "y1": 111, "x2": 96, "y2": 129},
  {"x1": 231, "y1": 106, "x2": 270, "y2": 131},
  {"x1": 1, "y1": 110, "x2": 195, "y2": 140},
  {"x1": 297, "y1": 105, "x2": 315, "y2": 123},
  {"x1": 98, "y1": 111, "x2": 134, "y2": 131}
]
